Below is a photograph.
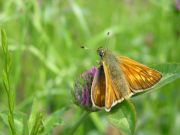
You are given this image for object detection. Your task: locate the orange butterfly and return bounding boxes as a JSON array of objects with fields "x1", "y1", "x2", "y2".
[{"x1": 91, "y1": 48, "x2": 162, "y2": 112}]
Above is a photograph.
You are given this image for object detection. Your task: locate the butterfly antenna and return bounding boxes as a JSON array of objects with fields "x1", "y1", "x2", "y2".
[
  {"x1": 80, "y1": 45, "x2": 89, "y2": 50},
  {"x1": 80, "y1": 45, "x2": 95, "y2": 52},
  {"x1": 104, "y1": 32, "x2": 111, "y2": 50}
]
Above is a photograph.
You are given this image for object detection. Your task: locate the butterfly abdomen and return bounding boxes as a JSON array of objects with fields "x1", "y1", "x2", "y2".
[{"x1": 103, "y1": 52, "x2": 131, "y2": 98}]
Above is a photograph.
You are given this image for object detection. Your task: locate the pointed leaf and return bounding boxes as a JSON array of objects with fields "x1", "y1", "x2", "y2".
[
  {"x1": 0, "y1": 111, "x2": 27, "y2": 135},
  {"x1": 108, "y1": 100, "x2": 136, "y2": 135},
  {"x1": 1, "y1": 29, "x2": 7, "y2": 54},
  {"x1": 28, "y1": 98, "x2": 43, "y2": 133},
  {"x1": 43, "y1": 108, "x2": 65, "y2": 134}
]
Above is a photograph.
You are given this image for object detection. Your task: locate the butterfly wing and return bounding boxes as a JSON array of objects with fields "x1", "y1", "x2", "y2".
[
  {"x1": 91, "y1": 65, "x2": 106, "y2": 108},
  {"x1": 118, "y1": 56, "x2": 162, "y2": 93},
  {"x1": 103, "y1": 62, "x2": 124, "y2": 112}
]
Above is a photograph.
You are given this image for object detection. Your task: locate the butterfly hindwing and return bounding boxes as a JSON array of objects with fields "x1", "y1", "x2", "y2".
[{"x1": 118, "y1": 56, "x2": 162, "y2": 93}]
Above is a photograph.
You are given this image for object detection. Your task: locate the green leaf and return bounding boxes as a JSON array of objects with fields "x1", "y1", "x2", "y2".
[
  {"x1": 30, "y1": 113, "x2": 44, "y2": 135},
  {"x1": 28, "y1": 98, "x2": 44, "y2": 135},
  {"x1": 1, "y1": 29, "x2": 16, "y2": 135},
  {"x1": 70, "y1": 0, "x2": 90, "y2": 38},
  {"x1": 89, "y1": 113, "x2": 105, "y2": 133},
  {"x1": 108, "y1": 100, "x2": 136, "y2": 135},
  {"x1": 22, "y1": 115, "x2": 29, "y2": 135},
  {"x1": 2, "y1": 70, "x2": 9, "y2": 92},
  {"x1": 0, "y1": 111, "x2": 27, "y2": 135},
  {"x1": 43, "y1": 109, "x2": 65, "y2": 134},
  {"x1": 1, "y1": 29, "x2": 7, "y2": 54},
  {"x1": 153, "y1": 63, "x2": 180, "y2": 87}
]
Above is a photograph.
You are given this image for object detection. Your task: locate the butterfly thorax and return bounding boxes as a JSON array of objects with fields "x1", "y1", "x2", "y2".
[{"x1": 99, "y1": 49, "x2": 131, "y2": 98}]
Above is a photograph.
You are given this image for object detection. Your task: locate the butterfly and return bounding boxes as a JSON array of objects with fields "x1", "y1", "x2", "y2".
[{"x1": 91, "y1": 48, "x2": 162, "y2": 112}]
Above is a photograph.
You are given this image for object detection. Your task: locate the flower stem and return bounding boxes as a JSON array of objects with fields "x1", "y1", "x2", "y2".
[{"x1": 69, "y1": 111, "x2": 90, "y2": 135}]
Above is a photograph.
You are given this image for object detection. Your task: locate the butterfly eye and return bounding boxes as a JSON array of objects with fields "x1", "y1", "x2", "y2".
[
  {"x1": 99, "y1": 50, "x2": 104, "y2": 58},
  {"x1": 97, "y1": 47, "x2": 105, "y2": 58}
]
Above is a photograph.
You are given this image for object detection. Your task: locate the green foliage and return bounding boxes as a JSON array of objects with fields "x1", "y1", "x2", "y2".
[
  {"x1": 43, "y1": 109, "x2": 64, "y2": 134},
  {"x1": 153, "y1": 64, "x2": 180, "y2": 90},
  {"x1": 29, "y1": 113, "x2": 44, "y2": 135},
  {"x1": 1, "y1": 29, "x2": 16, "y2": 135},
  {"x1": 108, "y1": 100, "x2": 136, "y2": 135},
  {"x1": 0, "y1": 111, "x2": 25, "y2": 134},
  {"x1": 1, "y1": 30, "x2": 45, "y2": 135},
  {"x1": 28, "y1": 98, "x2": 44, "y2": 135}
]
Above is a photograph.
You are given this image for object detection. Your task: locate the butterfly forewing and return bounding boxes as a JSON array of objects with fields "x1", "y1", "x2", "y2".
[
  {"x1": 103, "y1": 61, "x2": 124, "y2": 111},
  {"x1": 118, "y1": 56, "x2": 162, "y2": 92},
  {"x1": 91, "y1": 65, "x2": 105, "y2": 108}
]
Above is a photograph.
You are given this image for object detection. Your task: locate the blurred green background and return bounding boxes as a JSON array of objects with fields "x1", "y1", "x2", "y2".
[{"x1": 0, "y1": 0, "x2": 180, "y2": 135}]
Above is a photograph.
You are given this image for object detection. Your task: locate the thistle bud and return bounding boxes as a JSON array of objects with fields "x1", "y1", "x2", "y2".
[{"x1": 73, "y1": 67, "x2": 98, "y2": 112}]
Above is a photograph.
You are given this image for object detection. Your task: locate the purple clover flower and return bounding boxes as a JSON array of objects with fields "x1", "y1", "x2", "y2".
[
  {"x1": 86, "y1": 66, "x2": 96, "y2": 77},
  {"x1": 175, "y1": 0, "x2": 180, "y2": 11},
  {"x1": 73, "y1": 66, "x2": 98, "y2": 112}
]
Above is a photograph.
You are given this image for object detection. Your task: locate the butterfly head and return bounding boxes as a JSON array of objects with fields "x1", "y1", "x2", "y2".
[{"x1": 97, "y1": 47, "x2": 106, "y2": 59}]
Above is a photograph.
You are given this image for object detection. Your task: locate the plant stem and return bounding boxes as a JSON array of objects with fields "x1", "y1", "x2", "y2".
[
  {"x1": 1, "y1": 29, "x2": 16, "y2": 135},
  {"x1": 69, "y1": 111, "x2": 90, "y2": 135}
]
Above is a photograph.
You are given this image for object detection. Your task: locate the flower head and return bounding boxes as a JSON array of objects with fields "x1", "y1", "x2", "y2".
[
  {"x1": 73, "y1": 66, "x2": 98, "y2": 112},
  {"x1": 175, "y1": 0, "x2": 180, "y2": 11}
]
